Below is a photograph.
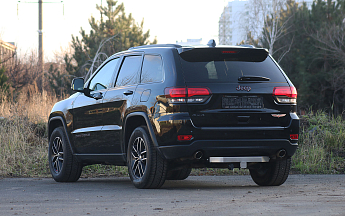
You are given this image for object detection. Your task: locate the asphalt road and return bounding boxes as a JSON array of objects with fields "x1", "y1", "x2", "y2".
[{"x1": 1, "y1": 175, "x2": 344, "y2": 216}]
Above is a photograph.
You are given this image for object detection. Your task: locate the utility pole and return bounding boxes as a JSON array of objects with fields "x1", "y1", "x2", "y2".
[
  {"x1": 17, "y1": 0, "x2": 63, "y2": 90},
  {"x1": 38, "y1": 0, "x2": 44, "y2": 88}
]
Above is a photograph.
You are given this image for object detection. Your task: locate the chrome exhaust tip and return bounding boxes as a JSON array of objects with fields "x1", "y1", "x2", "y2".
[
  {"x1": 194, "y1": 151, "x2": 203, "y2": 160},
  {"x1": 277, "y1": 149, "x2": 286, "y2": 158}
]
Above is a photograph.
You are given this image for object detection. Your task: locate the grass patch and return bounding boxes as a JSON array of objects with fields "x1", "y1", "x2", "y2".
[
  {"x1": 0, "y1": 116, "x2": 49, "y2": 177},
  {"x1": 81, "y1": 165, "x2": 129, "y2": 178},
  {"x1": 292, "y1": 111, "x2": 345, "y2": 174}
]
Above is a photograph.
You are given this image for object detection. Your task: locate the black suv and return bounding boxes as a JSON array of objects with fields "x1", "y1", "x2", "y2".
[{"x1": 48, "y1": 42, "x2": 299, "y2": 188}]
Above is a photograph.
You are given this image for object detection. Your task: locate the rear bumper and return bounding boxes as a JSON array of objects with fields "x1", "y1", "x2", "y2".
[
  {"x1": 158, "y1": 139, "x2": 298, "y2": 160},
  {"x1": 154, "y1": 112, "x2": 299, "y2": 160}
]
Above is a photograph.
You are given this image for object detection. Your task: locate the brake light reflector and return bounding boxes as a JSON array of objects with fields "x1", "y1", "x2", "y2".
[
  {"x1": 222, "y1": 50, "x2": 237, "y2": 54},
  {"x1": 273, "y1": 86, "x2": 297, "y2": 103},
  {"x1": 178, "y1": 135, "x2": 193, "y2": 141},
  {"x1": 290, "y1": 134, "x2": 298, "y2": 140},
  {"x1": 165, "y1": 87, "x2": 186, "y2": 98}
]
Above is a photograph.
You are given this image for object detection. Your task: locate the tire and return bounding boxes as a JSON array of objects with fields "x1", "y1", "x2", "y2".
[
  {"x1": 166, "y1": 167, "x2": 192, "y2": 180},
  {"x1": 127, "y1": 126, "x2": 168, "y2": 189},
  {"x1": 249, "y1": 158, "x2": 291, "y2": 186},
  {"x1": 48, "y1": 126, "x2": 82, "y2": 182}
]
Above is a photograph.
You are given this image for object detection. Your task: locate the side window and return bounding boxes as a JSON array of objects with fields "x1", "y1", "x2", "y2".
[
  {"x1": 116, "y1": 55, "x2": 141, "y2": 87},
  {"x1": 88, "y1": 58, "x2": 119, "y2": 91},
  {"x1": 141, "y1": 55, "x2": 164, "y2": 83}
]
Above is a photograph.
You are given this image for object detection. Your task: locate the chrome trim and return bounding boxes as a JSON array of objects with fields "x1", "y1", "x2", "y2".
[
  {"x1": 72, "y1": 126, "x2": 103, "y2": 134},
  {"x1": 209, "y1": 156, "x2": 270, "y2": 169},
  {"x1": 102, "y1": 125, "x2": 122, "y2": 131},
  {"x1": 72, "y1": 125, "x2": 122, "y2": 134}
]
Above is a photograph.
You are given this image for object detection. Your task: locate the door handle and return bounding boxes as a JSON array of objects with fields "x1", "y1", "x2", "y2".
[
  {"x1": 92, "y1": 92, "x2": 103, "y2": 100},
  {"x1": 123, "y1": 90, "x2": 134, "y2": 96}
]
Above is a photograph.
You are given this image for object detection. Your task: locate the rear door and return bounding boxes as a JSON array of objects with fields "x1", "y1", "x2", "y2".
[
  {"x1": 101, "y1": 54, "x2": 143, "y2": 154},
  {"x1": 179, "y1": 48, "x2": 295, "y2": 129}
]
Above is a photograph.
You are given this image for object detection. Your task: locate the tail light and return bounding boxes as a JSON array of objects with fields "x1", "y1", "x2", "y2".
[
  {"x1": 165, "y1": 87, "x2": 211, "y2": 103},
  {"x1": 273, "y1": 86, "x2": 297, "y2": 104}
]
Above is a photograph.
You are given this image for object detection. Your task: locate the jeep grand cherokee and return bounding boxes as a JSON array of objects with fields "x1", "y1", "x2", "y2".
[{"x1": 48, "y1": 42, "x2": 299, "y2": 189}]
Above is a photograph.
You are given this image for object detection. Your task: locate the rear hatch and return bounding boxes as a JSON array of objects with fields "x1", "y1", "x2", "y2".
[{"x1": 179, "y1": 47, "x2": 295, "y2": 128}]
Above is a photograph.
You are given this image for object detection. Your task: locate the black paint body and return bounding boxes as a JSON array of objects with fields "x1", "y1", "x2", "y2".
[{"x1": 48, "y1": 45, "x2": 299, "y2": 167}]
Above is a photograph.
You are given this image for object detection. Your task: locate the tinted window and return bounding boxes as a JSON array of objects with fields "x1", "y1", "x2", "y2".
[
  {"x1": 88, "y1": 58, "x2": 119, "y2": 91},
  {"x1": 116, "y1": 56, "x2": 141, "y2": 86},
  {"x1": 141, "y1": 55, "x2": 164, "y2": 83},
  {"x1": 180, "y1": 49, "x2": 287, "y2": 83}
]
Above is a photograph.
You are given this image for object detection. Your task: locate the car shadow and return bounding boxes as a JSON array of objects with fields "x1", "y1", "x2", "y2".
[{"x1": 73, "y1": 176, "x2": 262, "y2": 191}]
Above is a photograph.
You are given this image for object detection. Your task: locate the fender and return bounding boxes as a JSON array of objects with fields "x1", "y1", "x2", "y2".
[
  {"x1": 48, "y1": 116, "x2": 75, "y2": 155},
  {"x1": 123, "y1": 112, "x2": 162, "y2": 155}
]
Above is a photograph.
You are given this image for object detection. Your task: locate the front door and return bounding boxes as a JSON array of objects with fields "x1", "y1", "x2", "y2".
[{"x1": 72, "y1": 58, "x2": 120, "y2": 154}]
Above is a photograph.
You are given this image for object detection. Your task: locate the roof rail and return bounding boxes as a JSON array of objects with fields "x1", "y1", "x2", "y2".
[
  {"x1": 238, "y1": 44, "x2": 256, "y2": 48},
  {"x1": 128, "y1": 44, "x2": 182, "y2": 50}
]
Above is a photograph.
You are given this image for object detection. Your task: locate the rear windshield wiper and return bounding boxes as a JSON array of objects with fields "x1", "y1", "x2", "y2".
[{"x1": 238, "y1": 76, "x2": 270, "y2": 81}]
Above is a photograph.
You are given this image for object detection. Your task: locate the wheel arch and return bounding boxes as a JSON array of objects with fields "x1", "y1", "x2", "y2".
[
  {"x1": 123, "y1": 112, "x2": 160, "y2": 158},
  {"x1": 48, "y1": 116, "x2": 74, "y2": 154}
]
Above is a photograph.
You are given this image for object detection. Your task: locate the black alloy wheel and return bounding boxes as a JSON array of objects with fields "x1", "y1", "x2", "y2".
[
  {"x1": 130, "y1": 136, "x2": 148, "y2": 179},
  {"x1": 51, "y1": 136, "x2": 64, "y2": 174},
  {"x1": 48, "y1": 127, "x2": 82, "y2": 182},
  {"x1": 127, "y1": 126, "x2": 168, "y2": 189}
]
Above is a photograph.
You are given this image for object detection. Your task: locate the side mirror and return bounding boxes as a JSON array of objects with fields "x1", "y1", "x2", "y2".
[{"x1": 71, "y1": 77, "x2": 85, "y2": 92}]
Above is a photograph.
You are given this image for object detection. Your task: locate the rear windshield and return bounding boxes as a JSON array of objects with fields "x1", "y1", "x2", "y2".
[{"x1": 179, "y1": 48, "x2": 287, "y2": 83}]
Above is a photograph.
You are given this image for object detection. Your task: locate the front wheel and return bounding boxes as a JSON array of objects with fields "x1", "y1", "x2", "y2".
[
  {"x1": 127, "y1": 126, "x2": 168, "y2": 189},
  {"x1": 249, "y1": 158, "x2": 291, "y2": 186},
  {"x1": 48, "y1": 127, "x2": 82, "y2": 182}
]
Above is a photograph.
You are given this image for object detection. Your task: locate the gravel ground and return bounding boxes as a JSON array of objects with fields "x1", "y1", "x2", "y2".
[{"x1": 0, "y1": 175, "x2": 344, "y2": 216}]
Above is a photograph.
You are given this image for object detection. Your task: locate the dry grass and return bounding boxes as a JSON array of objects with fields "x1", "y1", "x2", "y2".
[
  {"x1": 0, "y1": 90, "x2": 58, "y2": 123},
  {"x1": 0, "y1": 90, "x2": 59, "y2": 177}
]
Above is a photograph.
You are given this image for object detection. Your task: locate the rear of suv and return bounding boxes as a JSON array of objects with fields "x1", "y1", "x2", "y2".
[{"x1": 48, "y1": 43, "x2": 299, "y2": 188}]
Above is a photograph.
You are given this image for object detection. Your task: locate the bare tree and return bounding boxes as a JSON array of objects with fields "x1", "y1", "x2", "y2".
[
  {"x1": 242, "y1": 0, "x2": 294, "y2": 55},
  {"x1": 309, "y1": 22, "x2": 345, "y2": 115},
  {"x1": 83, "y1": 34, "x2": 119, "y2": 80},
  {"x1": 311, "y1": 23, "x2": 345, "y2": 66}
]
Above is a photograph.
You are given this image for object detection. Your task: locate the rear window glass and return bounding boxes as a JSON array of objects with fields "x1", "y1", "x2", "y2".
[
  {"x1": 116, "y1": 55, "x2": 141, "y2": 87},
  {"x1": 179, "y1": 48, "x2": 287, "y2": 83},
  {"x1": 141, "y1": 55, "x2": 164, "y2": 83}
]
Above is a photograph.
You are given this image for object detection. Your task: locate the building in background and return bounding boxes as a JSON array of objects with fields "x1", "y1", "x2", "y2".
[
  {"x1": 219, "y1": 0, "x2": 314, "y2": 46},
  {"x1": 219, "y1": 0, "x2": 248, "y2": 45},
  {"x1": 0, "y1": 40, "x2": 16, "y2": 66},
  {"x1": 176, "y1": 38, "x2": 202, "y2": 46}
]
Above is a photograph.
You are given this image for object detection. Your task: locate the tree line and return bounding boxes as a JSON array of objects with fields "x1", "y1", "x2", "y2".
[{"x1": 243, "y1": 0, "x2": 345, "y2": 116}]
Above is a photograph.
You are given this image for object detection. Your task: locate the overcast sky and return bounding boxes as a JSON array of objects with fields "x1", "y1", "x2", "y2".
[{"x1": 0, "y1": 0, "x2": 227, "y2": 61}]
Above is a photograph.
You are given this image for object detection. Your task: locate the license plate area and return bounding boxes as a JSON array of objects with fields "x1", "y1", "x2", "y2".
[{"x1": 222, "y1": 96, "x2": 263, "y2": 109}]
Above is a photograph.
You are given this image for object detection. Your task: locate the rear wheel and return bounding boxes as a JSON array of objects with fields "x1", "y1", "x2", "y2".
[
  {"x1": 166, "y1": 167, "x2": 192, "y2": 180},
  {"x1": 127, "y1": 126, "x2": 168, "y2": 189},
  {"x1": 48, "y1": 127, "x2": 82, "y2": 182},
  {"x1": 249, "y1": 158, "x2": 291, "y2": 186}
]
